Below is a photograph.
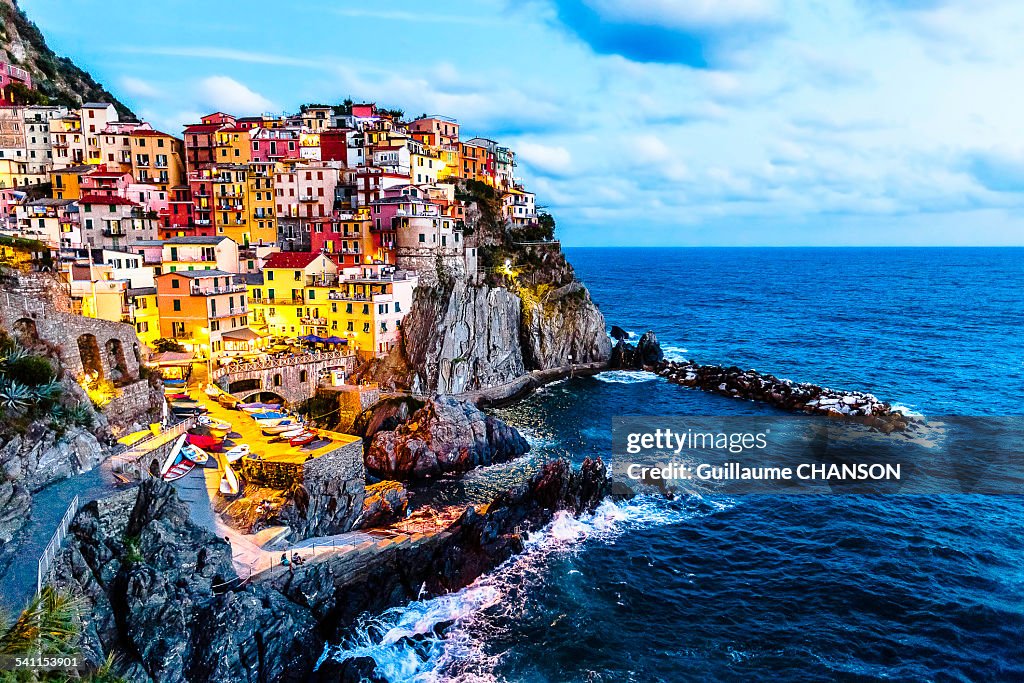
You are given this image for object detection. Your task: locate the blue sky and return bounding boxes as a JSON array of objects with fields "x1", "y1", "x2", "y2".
[{"x1": 21, "y1": 0, "x2": 1024, "y2": 246}]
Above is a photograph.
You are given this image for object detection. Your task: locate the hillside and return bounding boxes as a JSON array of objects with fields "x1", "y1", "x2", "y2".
[{"x1": 0, "y1": 0, "x2": 134, "y2": 118}]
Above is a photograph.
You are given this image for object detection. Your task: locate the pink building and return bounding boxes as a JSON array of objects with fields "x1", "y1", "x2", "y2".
[
  {"x1": 250, "y1": 127, "x2": 301, "y2": 162},
  {"x1": 79, "y1": 166, "x2": 134, "y2": 197},
  {"x1": 275, "y1": 163, "x2": 339, "y2": 221}
]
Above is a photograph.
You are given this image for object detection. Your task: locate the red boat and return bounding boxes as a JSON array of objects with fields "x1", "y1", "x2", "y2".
[
  {"x1": 187, "y1": 432, "x2": 222, "y2": 450},
  {"x1": 289, "y1": 431, "x2": 317, "y2": 447}
]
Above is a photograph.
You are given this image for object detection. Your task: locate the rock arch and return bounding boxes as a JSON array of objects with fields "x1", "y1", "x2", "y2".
[
  {"x1": 12, "y1": 317, "x2": 37, "y2": 344},
  {"x1": 240, "y1": 390, "x2": 287, "y2": 406},
  {"x1": 77, "y1": 333, "x2": 103, "y2": 380},
  {"x1": 105, "y1": 338, "x2": 129, "y2": 384}
]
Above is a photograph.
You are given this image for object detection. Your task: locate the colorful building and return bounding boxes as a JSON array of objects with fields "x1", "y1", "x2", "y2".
[{"x1": 155, "y1": 269, "x2": 250, "y2": 357}]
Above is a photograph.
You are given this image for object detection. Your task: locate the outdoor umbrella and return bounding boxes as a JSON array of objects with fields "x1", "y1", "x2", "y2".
[{"x1": 325, "y1": 336, "x2": 345, "y2": 344}]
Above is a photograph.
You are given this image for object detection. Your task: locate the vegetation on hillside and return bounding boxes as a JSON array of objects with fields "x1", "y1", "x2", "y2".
[
  {"x1": 0, "y1": 332, "x2": 93, "y2": 432},
  {"x1": 0, "y1": 0, "x2": 134, "y2": 118}
]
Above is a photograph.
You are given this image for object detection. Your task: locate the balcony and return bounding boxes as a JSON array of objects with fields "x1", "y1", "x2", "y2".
[
  {"x1": 102, "y1": 229, "x2": 126, "y2": 238},
  {"x1": 327, "y1": 291, "x2": 374, "y2": 302},
  {"x1": 298, "y1": 195, "x2": 319, "y2": 203},
  {"x1": 218, "y1": 203, "x2": 244, "y2": 212},
  {"x1": 209, "y1": 306, "x2": 247, "y2": 319},
  {"x1": 195, "y1": 219, "x2": 211, "y2": 226},
  {"x1": 306, "y1": 275, "x2": 339, "y2": 287},
  {"x1": 250, "y1": 296, "x2": 303, "y2": 306},
  {"x1": 191, "y1": 283, "x2": 247, "y2": 296}
]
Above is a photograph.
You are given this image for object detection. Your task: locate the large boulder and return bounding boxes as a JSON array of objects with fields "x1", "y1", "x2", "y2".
[
  {"x1": 365, "y1": 396, "x2": 530, "y2": 480},
  {"x1": 52, "y1": 480, "x2": 320, "y2": 682}
]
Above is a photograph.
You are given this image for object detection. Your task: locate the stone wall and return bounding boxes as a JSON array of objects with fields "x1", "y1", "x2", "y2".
[
  {"x1": 0, "y1": 271, "x2": 143, "y2": 383},
  {"x1": 287, "y1": 438, "x2": 365, "y2": 537},
  {"x1": 236, "y1": 457, "x2": 303, "y2": 489},
  {"x1": 101, "y1": 379, "x2": 160, "y2": 434},
  {"x1": 319, "y1": 384, "x2": 380, "y2": 433}
]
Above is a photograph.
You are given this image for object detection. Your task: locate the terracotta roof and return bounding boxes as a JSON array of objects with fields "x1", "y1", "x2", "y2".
[
  {"x1": 183, "y1": 123, "x2": 222, "y2": 133},
  {"x1": 79, "y1": 194, "x2": 137, "y2": 206},
  {"x1": 263, "y1": 251, "x2": 322, "y2": 269},
  {"x1": 132, "y1": 129, "x2": 176, "y2": 138}
]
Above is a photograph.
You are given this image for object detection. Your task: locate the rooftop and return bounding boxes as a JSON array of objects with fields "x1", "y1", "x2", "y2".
[
  {"x1": 80, "y1": 194, "x2": 137, "y2": 206},
  {"x1": 263, "y1": 251, "x2": 325, "y2": 269},
  {"x1": 163, "y1": 235, "x2": 230, "y2": 245}
]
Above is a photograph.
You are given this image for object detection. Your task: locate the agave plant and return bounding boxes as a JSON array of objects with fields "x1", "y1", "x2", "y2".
[
  {"x1": 31, "y1": 377, "x2": 62, "y2": 402},
  {"x1": 0, "y1": 378, "x2": 32, "y2": 411},
  {"x1": 0, "y1": 587, "x2": 82, "y2": 656},
  {"x1": 0, "y1": 344, "x2": 28, "y2": 371}
]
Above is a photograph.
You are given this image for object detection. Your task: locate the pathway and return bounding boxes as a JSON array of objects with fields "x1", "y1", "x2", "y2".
[{"x1": 0, "y1": 466, "x2": 114, "y2": 612}]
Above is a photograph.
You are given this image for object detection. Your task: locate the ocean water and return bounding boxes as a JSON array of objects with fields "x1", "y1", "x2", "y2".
[{"x1": 327, "y1": 248, "x2": 1024, "y2": 681}]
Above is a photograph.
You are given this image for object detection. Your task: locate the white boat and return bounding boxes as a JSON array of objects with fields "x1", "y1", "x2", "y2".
[
  {"x1": 181, "y1": 443, "x2": 209, "y2": 465},
  {"x1": 159, "y1": 434, "x2": 189, "y2": 477},
  {"x1": 262, "y1": 420, "x2": 302, "y2": 435},
  {"x1": 198, "y1": 416, "x2": 232, "y2": 437},
  {"x1": 279, "y1": 427, "x2": 306, "y2": 439},
  {"x1": 225, "y1": 444, "x2": 251, "y2": 463},
  {"x1": 251, "y1": 413, "x2": 288, "y2": 426},
  {"x1": 204, "y1": 384, "x2": 220, "y2": 397},
  {"x1": 219, "y1": 463, "x2": 240, "y2": 496}
]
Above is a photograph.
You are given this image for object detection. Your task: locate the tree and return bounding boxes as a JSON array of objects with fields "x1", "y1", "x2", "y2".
[{"x1": 153, "y1": 338, "x2": 185, "y2": 353}]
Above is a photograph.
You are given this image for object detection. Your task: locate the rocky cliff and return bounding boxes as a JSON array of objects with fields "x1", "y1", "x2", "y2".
[
  {"x1": 365, "y1": 396, "x2": 530, "y2": 480},
  {"x1": 370, "y1": 267, "x2": 610, "y2": 396},
  {"x1": 52, "y1": 481, "x2": 320, "y2": 682},
  {"x1": 0, "y1": 0, "x2": 134, "y2": 115}
]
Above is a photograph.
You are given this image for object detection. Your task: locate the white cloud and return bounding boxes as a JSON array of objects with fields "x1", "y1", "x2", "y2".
[
  {"x1": 583, "y1": 0, "x2": 781, "y2": 28},
  {"x1": 119, "y1": 76, "x2": 160, "y2": 98},
  {"x1": 516, "y1": 142, "x2": 574, "y2": 176},
  {"x1": 194, "y1": 76, "x2": 274, "y2": 115}
]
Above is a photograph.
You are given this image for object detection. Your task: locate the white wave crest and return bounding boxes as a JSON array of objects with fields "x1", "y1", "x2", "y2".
[
  {"x1": 661, "y1": 345, "x2": 691, "y2": 362},
  {"x1": 595, "y1": 370, "x2": 657, "y2": 385},
  {"x1": 320, "y1": 493, "x2": 734, "y2": 681}
]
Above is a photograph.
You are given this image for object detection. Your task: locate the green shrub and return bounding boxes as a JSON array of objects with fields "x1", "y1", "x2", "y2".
[{"x1": 6, "y1": 355, "x2": 55, "y2": 386}]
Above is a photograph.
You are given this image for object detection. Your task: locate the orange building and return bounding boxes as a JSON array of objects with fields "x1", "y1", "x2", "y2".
[{"x1": 155, "y1": 269, "x2": 251, "y2": 357}]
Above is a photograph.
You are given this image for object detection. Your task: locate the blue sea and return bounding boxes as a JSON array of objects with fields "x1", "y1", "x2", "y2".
[{"x1": 328, "y1": 248, "x2": 1024, "y2": 681}]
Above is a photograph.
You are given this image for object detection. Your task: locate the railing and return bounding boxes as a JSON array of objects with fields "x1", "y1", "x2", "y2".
[
  {"x1": 110, "y1": 418, "x2": 197, "y2": 476},
  {"x1": 211, "y1": 350, "x2": 352, "y2": 380},
  {"x1": 250, "y1": 296, "x2": 303, "y2": 306},
  {"x1": 191, "y1": 283, "x2": 247, "y2": 296},
  {"x1": 36, "y1": 496, "x2": 81, "y2": 595}
]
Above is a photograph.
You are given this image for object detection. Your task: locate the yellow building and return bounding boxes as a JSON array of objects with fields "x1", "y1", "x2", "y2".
[
  {"x1": 248, "y1": 252, "x2": 336, "y2": 336},
  {"x1": 50, "y1": 163, "x2": 92, "y2": 200},
  {"x1": 130, "y1": 130, "x2": 185, "y2": 194},
  {"x1": 214, "y1": 126, "x2": 252, "y2": 164},
  {"x1": 212, "y1": 165, "x2": 251, "y2": 246},
  {"x1": 129, "y1": 286, "x2": 160, "y2": 347},
  {"x1": 410, "y1": 148, "x2": 442, "y2": 185},
  {"x1": 247, "y1": 161, "x2": 278, "y2": 245}
]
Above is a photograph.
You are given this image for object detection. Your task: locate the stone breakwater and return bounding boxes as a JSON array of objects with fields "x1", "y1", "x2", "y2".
[{"x1": 612, "y1": 330, "x2": 912, "y2": 432}]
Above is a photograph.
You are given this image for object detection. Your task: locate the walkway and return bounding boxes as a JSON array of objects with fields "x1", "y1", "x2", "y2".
[{"x1": 0, "y1": 466, "x2": 113, "y2": 612}]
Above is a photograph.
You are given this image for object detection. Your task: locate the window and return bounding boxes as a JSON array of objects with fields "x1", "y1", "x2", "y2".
[
  {"x1": 299, "y1": 370, "x2": 308, "y2": 383},
  {"x1": 273, "y1": 373, "x2": 282, "y2": 387},
  {"x1": 171, "y1": 279, "x2": 180, "y2": 289},
  {"x1": 172, "y1": 299, "x2": 181, "y2": 311},
  {"x1": 363, "y1": 322, "x2": 370, "y2": 333},
  {"x1": 419, "y1": 234, "x2": 425, "y2": 243}
]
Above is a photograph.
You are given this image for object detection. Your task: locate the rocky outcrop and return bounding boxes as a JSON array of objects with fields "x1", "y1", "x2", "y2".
[
  {"x1": 351, "y1": 395, "x2": 425, "y2": 440},
  {"x1": 0, "y1": 424, "x2": 105, "y2": 492},
  {"x1": 648, "y1": 359, "x2": 911, "y2": 431},
  {"x1": 354, "y1": 480, "x2": 410, "y2": 529},
  {"x1": 371, "y1": 274, "x2": 610, "y2": 396},
  {"x1": 52, "y1": 480, "x2": 320, "y2": 682},
  {"x1": 268, "y1": 458, "x2": 610, "y2": 640},
  {"x1": 520, "y1": 281, "x2": 613, "y2": 370},
  {"x1": 282, "y1": 440, "x2": 366, "y2": 538},
  {"x1": 365, "y1": 396, "x2": 530, "y2": 480},
  {"x1": 610, "y1": 330, "x2": 664, "y2": 369},
  {"x1": 399, "y1": 281, "x2": 527, "y2": 395}
]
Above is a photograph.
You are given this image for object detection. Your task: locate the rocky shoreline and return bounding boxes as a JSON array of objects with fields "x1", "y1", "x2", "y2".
[
  {"x1": 611, "y1": 330, "x2": 913, "y2": 432},
  {"x1": 51, "y1": 459, "x2": 611, "y2": 682}
]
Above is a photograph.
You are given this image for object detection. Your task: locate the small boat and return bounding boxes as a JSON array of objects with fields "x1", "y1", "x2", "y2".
[
  {"x1": 164, "y1": 391, "x2": 188, "y2": 399},
  {"x1": 162, "y1": 378, "x2": 186, "y2": 387},
  {"x1": 204, "y1": 384, "x2": 221, "y2": 397},
  {"x1": 279, "y1": 426, "x2": 306, "y2": 439},
  {"x1": 218, "y1": 393, "x2": 240, "y2": 408},
  {"x1": 290, "y1": 431, "x2": 317, "y2": 447},
  {"x1": 224, "y1": 444, "x2": 250, "y2": 463},
  {"x1": 181, "y1": 443, "x2": 209, "y2": 465},
  {"x1": 251, "y1": 411, "x2": 288, "y2": 426},
  {"x1": 187, "y1": 432, "x2": 222, "y2": 450},
  {"x1": 159, "y1": 434, "x2": 189, "y2": 476},
  {"x1": 198, "y1": 416, "x2": 232, "y2": 437},
  {"x1": 172, "y1": 405, "x2": 208, "y2": 416},
  {"x1": 239, "y1": 402, "x2": 281, "y2": 414},
  {"x1": 219, "y1": 463, "x2": 240, "y2": 496},
  {"x1": 262, "y1": 420, "x2": 302, "y2": 435}
]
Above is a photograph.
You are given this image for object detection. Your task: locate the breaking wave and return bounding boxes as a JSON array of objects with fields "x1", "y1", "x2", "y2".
[{"x1": 319, "y1": 494, "x2": 733, "y2": 681}]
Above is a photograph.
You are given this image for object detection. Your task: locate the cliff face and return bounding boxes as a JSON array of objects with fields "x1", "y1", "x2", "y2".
[
  {"x1": 385, "y1": 267, "x2": 610, "y2": 395},
  {"x1": 0, "y1": 0, "x2": 134, "y2": 116},
  {"x1": 53, "y1": 481, "x2": 319, "y2": 682}
]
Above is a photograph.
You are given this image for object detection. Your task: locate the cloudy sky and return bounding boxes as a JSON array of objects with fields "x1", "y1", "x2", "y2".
[{"x1": 21, "y1": 0, "x2": 1024, "y2": 246}]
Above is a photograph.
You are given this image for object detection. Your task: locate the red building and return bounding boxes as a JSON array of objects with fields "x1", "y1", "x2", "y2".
[
  {"x1": 183, "y1": 123, "x2": 222, "y2": 171},
  {"x1": 320, "y1": 129, "x2": 350, "y2": 164},
  {"x1": 0, "y1": 62, "x2": 33, "y2": 105}
]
